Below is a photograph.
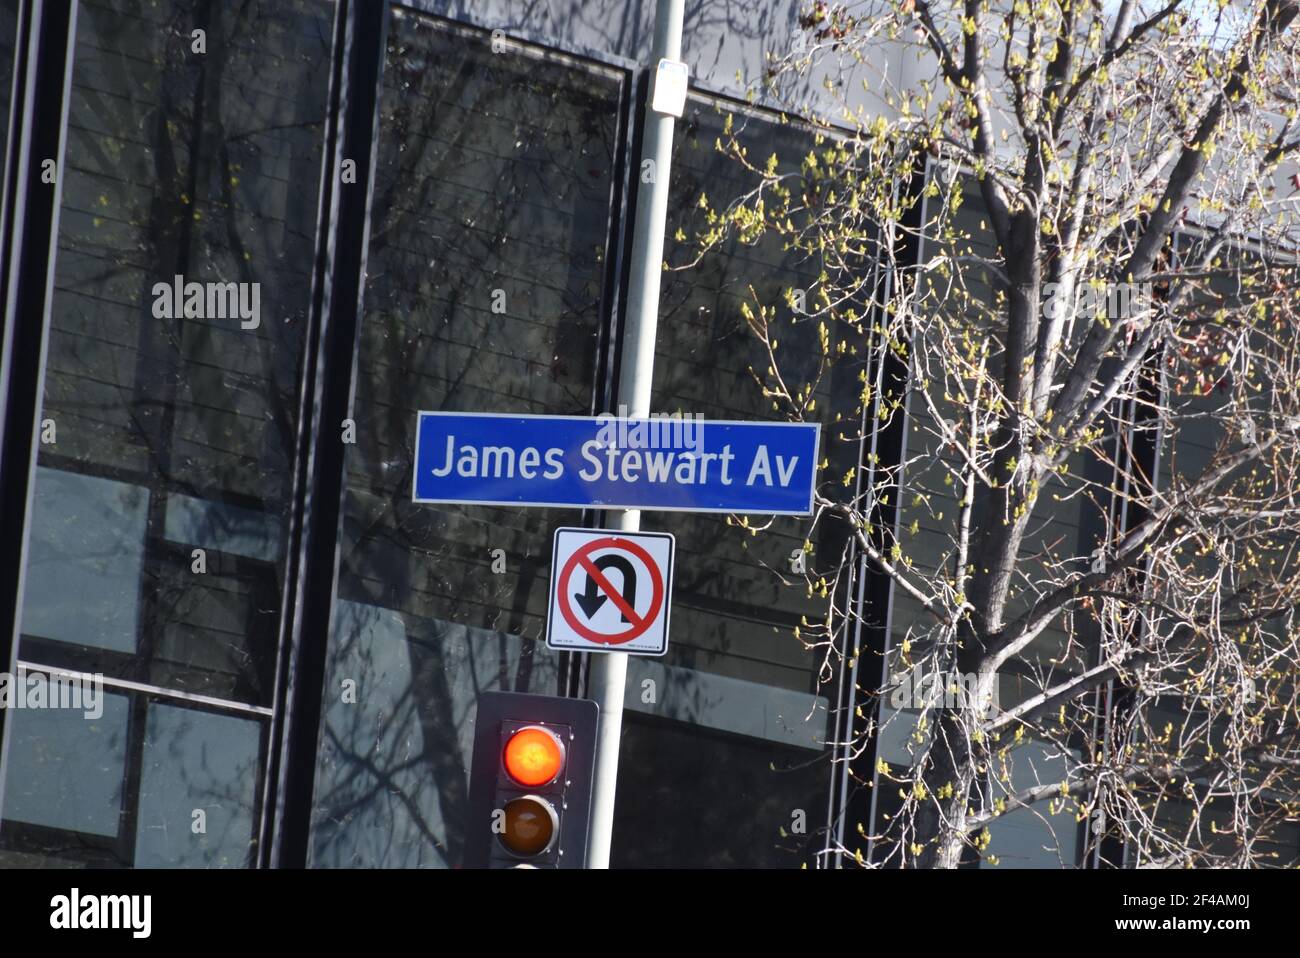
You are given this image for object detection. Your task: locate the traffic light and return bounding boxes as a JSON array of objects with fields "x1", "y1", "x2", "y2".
[{"x1": 464, "y1": 691, "x2": 599, "y2": 868}]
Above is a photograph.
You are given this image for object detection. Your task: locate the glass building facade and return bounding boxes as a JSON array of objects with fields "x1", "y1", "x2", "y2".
[{"x1": 0, "y1": 0, "x2": 1287, "y2": 870}]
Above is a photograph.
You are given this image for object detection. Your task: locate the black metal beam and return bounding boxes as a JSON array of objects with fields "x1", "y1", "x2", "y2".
[{"x1": 261, "y1": 0, "x2": 386, "y2": 869}]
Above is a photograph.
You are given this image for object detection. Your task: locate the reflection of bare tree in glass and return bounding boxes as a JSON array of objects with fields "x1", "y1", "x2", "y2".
[
  {"x1": 310, "y1": 17, "x2": 619, "y2": 866},
  {"x1": 27, "y1": 0, "x2": 332, "y2": 865},
  {"x1": 648, "y1": 103, "x2": 862, "y2": 696}
]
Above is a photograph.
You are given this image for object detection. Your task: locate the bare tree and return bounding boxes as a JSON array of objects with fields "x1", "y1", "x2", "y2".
[{"x1": 683, "y1": 0, "x2": 1300, "y2": 867}]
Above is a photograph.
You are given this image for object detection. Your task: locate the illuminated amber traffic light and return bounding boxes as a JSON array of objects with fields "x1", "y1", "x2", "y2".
[{"x1": 503, "y1": 726, "x2": 566, "y2": 787}]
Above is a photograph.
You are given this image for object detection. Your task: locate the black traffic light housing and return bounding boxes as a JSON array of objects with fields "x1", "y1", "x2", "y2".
[{"x1": 464, "y1": 691, "x2": 599, "y2": 868}]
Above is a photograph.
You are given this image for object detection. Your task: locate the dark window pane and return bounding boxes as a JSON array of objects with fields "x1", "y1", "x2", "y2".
[{"x1": 308, "y1": 10, "x2": 624, "y2": 869}]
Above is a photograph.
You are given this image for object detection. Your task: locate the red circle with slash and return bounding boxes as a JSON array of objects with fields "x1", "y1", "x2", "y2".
[{"x1": 557, "y1": 536, "x2": 665, "y2": 645}]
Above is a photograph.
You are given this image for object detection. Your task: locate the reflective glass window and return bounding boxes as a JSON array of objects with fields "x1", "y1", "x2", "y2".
[
  {"x1": 308, "y1": 10, "x2": 626, "y2": 868},
  {"x1": 0, "y1": 0, "x2": 334, "y2": 867}
]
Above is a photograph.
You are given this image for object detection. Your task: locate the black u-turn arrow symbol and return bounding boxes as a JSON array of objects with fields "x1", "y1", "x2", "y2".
[{"x1": 574, "y1": 553, "x2": 638, "y2": 622}]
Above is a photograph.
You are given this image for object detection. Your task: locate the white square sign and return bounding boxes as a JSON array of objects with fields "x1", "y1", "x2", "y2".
[{"x1": 545, "y1": 527, "x2": 675, "y2": 656}]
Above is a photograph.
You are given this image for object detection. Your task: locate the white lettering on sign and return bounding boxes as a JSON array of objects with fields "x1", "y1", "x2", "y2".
[
  {"x1": 744, "y1": 446, "x2": 799, "y2": 486},
  {"x1": 429, "y1": 435, "x2": 564, "y2": 480},
  {"x1": 577, "y1": 441, "x2": 737, "y2": 485}
]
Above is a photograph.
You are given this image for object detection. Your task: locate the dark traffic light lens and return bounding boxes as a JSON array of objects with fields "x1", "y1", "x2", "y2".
[
  {"x1": 503, "y1": 726, "x2": 566, "y2": 787},
  {"x1": 498, "y1": 796, "x2": 558, "y2": 857}
]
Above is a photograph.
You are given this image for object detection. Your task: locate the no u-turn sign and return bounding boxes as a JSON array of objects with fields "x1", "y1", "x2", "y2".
[{"x1": 546, "y1": 527, "x2": 675, "y2": 656}]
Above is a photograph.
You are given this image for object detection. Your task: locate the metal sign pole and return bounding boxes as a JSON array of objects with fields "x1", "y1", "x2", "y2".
[{"x1": 584, "y1": 0, "x2": 686, "y2": 869}]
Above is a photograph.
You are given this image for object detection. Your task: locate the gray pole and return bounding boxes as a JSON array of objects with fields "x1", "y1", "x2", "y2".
[{"x1": 585, "y1": 0, "x2": 686, "y2": 869}]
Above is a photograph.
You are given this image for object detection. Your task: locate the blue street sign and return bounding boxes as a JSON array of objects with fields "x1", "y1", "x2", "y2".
[{"x1": 413, "y1": 412, "x2": 821, "y2": 515}]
